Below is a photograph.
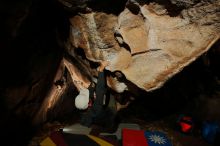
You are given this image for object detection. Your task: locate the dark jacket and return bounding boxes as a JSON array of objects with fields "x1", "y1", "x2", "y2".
[{"x1": 80, "y1": 71, "x2": 107, "y2": 127}]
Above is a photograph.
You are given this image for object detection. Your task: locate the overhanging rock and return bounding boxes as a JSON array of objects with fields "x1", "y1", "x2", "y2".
[{"x1": 68, "y1": 0, "x2": 220, "y2": 92}]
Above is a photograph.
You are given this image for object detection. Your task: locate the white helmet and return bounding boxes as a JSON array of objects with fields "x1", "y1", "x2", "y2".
[{"x1": 74, "y1": 88, "x2": 89, "y2": 110}]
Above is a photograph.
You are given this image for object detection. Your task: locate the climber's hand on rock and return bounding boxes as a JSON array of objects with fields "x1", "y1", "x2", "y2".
[{"x1": 98, "y1": 60, "x2": 109, "y2": 72}]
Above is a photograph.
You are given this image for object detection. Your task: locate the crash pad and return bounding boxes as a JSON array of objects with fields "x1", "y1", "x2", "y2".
[{"x1": 122, "y1": 129, "x2": 172, "y2": 146}]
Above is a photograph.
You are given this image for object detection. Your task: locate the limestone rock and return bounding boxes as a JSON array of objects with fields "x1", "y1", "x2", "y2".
[
  {"x1": 107, "y1": 76, "x2": 128, "y2": 93},
  {"x1": 69, "y1": 12, "x2": 132, "y2": 71},
  {"x1": 68, "y1": 0, "x2": 220, "y2": 92}
]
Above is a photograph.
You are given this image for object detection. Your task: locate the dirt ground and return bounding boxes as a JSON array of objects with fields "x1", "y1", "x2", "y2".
[{"x1": 28, "y1": 113, "x2": 212, "y2": 146}]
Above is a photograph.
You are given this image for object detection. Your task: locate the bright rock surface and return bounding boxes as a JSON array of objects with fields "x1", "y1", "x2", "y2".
[{"x1": 68, "y1": 0, "x2": 220, "y2": 92}]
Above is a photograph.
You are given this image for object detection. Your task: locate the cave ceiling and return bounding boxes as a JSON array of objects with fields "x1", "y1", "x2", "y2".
[{"x1": 64, "y1": 0, "x2": 220, "y2": 92}]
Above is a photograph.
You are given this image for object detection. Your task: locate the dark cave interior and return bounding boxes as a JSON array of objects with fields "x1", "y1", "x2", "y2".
[{"x1": 0, "y1": 0, "x2": 220, "y2": 146}]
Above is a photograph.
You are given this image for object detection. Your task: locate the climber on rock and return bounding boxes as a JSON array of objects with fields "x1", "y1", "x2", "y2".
[
  {"x1": 74, "y1": 60, "x2": 109, "y2": 110},
  {"x1": 74, "y1": 60, "x2": 116, "y2": 129}
]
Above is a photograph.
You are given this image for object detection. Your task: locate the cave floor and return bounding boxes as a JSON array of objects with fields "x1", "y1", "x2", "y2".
[
  {"x1": 29, "y1": 114, "x2": 211, "y2": 146},
  {"x1": 126, "y1": 117, "x2": 211, "y2": 146}
]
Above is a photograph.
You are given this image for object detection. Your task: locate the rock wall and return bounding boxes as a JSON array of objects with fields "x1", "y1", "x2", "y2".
[{"x1": 67, "y1": 0, "x2": 220, "y2": 92}]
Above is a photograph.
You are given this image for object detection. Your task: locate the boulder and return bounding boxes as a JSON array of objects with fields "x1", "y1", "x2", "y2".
[{"x1": 68, "y1": 0, "x2": 220, "y2": 92}]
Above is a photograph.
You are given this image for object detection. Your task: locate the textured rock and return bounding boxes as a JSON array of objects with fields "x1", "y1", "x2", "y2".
[
  {"x1": 68, "y1": 12, "x2": 132, "y2": 92},
  {"x1": 68, "y1": 0, "x2": 220, "y2": 92},
  {"x1": 119, "y1": 3, "x2": 219, "y2": 91},
  {"x1": 107, "y1": 76, "x2": 128, "y2": 93},
  {"x1": 69, "y1": 12, "x2": 132, "y2": 70}
]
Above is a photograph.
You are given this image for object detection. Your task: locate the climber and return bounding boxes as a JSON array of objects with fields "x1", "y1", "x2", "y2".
[{"x1": 74, "y1": 60, "x2": 113, "y2": 128}]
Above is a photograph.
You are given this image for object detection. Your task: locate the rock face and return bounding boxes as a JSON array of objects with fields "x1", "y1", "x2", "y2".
[
  {"x1": 0, "y1": 1, "x2": 219, "y2": 145},
  {"x1": 68, "y1": 0, "x2": 220, "y2": 92}
]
